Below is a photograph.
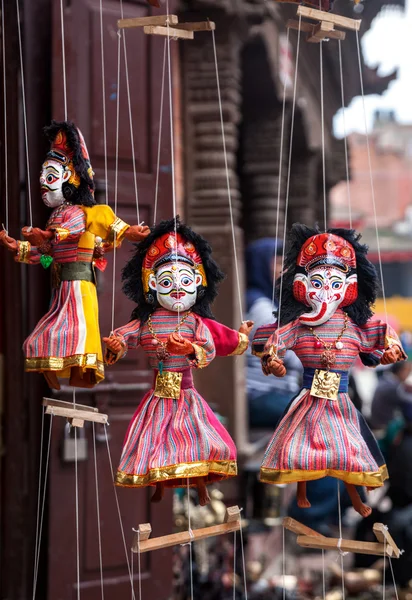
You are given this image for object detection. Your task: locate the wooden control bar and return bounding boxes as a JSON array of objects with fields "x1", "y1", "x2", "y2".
[{"x1": 42, "y1": 398, "x2": 108, "y2": 428}]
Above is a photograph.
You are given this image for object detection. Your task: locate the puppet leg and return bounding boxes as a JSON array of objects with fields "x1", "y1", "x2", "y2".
[
  {"x1": 151, "y1": 482, "x2": 165, "y2": 503},
  {"x1": 297, "y1": 481, "x2": 311, "y2": 508},
  {"x1": 197, "y1": 477, "x2": 210, "y2": 506},
  {"x1": 43, "y1": 371, "x2": 61, "y2": 390},
  {"x1": 344, "y1": 483, "x2": 372, "y2": 518},
  {"x1": 69, "y1": 367, "x2": 97, "y2": 389}
]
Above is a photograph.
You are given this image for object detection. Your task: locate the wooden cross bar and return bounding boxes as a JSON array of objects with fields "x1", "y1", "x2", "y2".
[
  {"x1": 117, "y1": 15, "x2": 179, "y2": 29},
  {"x1": 297, "y1": 6, "x2": 361, "y2": 31},
  {"x1": 132, "y1": 506, "x2": 241, "y2": 554},
  {"x1": 143, "y1": 25, "x2": 194, "y2": 40},
  {"x1": 284, "y1": 517, "x2": 401, "y2": 558},
  {"x1": 287, "y1": 5, "x2": 360, "y2": 43},
  {"x1": 117, "y1": 14, "x2": 215, "y2": 40},
  {"x1": 42, "y1": 398, "x2": 109, "y2": 428}
]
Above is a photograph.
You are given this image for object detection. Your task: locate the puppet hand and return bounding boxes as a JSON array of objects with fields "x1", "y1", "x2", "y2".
[
  {"x1": 381, "y1": 345, "x2": 403, "y2": 365},
  {"x1": 124, "y1": 225, "x2": 151, "y2": 242},
  {"x1": 166, "y1": 332, "x2": 194, "y2": 356},
  {"x1": 0, "y1": 231, "x2": 18, "y2": 252},
  {"x1": 22, "y1": 226, "x2": 53, "y2": 246},
  {"x1": 103, "y1": 336, "x2": 124, "y2": 364},
  {"x1": 263, "y1": 356, "x2": 287, "y2": 377},
  {"x1": 239, "y1": 320, "x2": 254, "y2": 336}
]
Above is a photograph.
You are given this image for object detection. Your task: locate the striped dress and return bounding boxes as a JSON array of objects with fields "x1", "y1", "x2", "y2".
[
  {"x1": 23, "y1": 203, "x2": 128, "y2": 383},
  {"x1": 112, "y1": 309, "x2": 238, "y2": 488},
  {"x1": 260, "y1": 310, "x2": 403, "y2": 488}
]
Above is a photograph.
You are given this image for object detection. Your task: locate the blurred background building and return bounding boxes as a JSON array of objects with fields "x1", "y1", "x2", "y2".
[{"x1": 0, "y1": 0, "x2": 408, "y2": 598}]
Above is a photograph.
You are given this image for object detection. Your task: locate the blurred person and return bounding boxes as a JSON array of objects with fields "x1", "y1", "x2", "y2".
[
  {"x1": 370, "y1": 360, "x2": 412, "y2": 430},
  {"x1": 245, "y1": 238, "x2": 303, "y2": 429}
]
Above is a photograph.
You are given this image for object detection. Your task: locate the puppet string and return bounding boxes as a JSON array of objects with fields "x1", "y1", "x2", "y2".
[
  {"x1": 120, "y1": 0, "x2": 140, "y2": 222},
  {"x1": 338, "y1": 39, "x2": 352, "y2": 229},
  {"x1": 1, "y1": 0, "x2": 9, "y2": 232},
  {"x1": 92, "y1": 422, "x2": 105, "y2": 599},
  {"x1": 211, "y1": 27, "x2": 244, "y2": 322},
  {"x1": 132, "y1": 529, "x2": 142, "y2": 600},
  {"x1": 32, "y1": 407, "x2": 45, "y2": 598},
  {"x1": 336, "y1": 482, "x2": 347, "y2": 600},
  {"x1": 186, "y1": 478, "x2": 194, "y2": 600},
  {"x1": 16, "y1": 0, "x2": 33, "y2": 227},
  {"x1": 104, "y1": 424, "x2": 136, "y2": 600},
  {"x1": 32, "y1": 412, "x2": 53, "y2": 600},
  {"x1": 233, "y1": 530, "x2": 237, "y2": 600},
  {"x1": 355, "y1": 30, "x2": 388, "y2": 324},
  {"x1": 272, "y1": 27, "x2": 290, "y2": 307},
  {"x1": 60, "y1": 0, "x2": 68, "y2": 120},
  {"x1": 322, "y1": 549, "x2": 326, "y2": 600},
  {"x1": 239, "y1": 508, "x2": 248, "y2": 599},
  {"x1": 320, "y1": 39, "x2": 327, "y2": 232},
  {"x1": 74, "y1": 425, "x2": 81, "y2": 600},
  {"x1": 389, "y1": 555, "x2": 400, "y2": 600},
  {"x1": 99, "y1": 0, "x2": 108, "y2": 205},
  {"x1": 276, "y1": 13, "x2": 302, "y2": 341},
  {"x1": 131, "y1": 548, "x2": 134, "y2": 600},
  {"x1": 383, "y1": 535, "x2": 386, "y2": 600},
  {"x1": 282, "y1": 524, "x2": 286, "y2": 600},
  {"x1": 154, "y1": 39, "x2": 167, "y2": 226}
]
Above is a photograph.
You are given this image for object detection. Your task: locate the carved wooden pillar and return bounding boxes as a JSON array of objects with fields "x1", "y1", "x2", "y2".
[
  {"x1": 288, "y1": 151, "x2": 319, "y2": 227},
  {"x1": 182, "y1": 18, "x2": 249, "y2": 451}
]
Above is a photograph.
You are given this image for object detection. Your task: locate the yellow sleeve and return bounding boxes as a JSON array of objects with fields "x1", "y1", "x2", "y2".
[{"x1": 82, "y1": 205, "x2": 130, "y2": 245}]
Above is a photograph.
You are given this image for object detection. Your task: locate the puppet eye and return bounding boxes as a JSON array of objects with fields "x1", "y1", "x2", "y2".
[
  {"x1": 46, "y1": 173, "x2": 58, "y2": 184},
  {"x1": 160, "y1": 277, "x2": 172, "y2": 288},
  {"x1": 331, "y1": 280, "x2": 343, "y2": 290},
  {"x1": 181, "y1": 276, "x2": 192, "y2": 286},
  {"x1": 310, "y1": 277, "x2": 323, "y2": 289}
]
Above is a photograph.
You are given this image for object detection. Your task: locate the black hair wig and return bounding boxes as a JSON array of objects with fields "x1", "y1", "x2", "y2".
[
  {"x1": 122, "y1": 217, "x2": 225, "y2": 323},
  {"x1": 44, "y1": 120, "x2": 96, "y2": 207},
  {"x1": 275, "y1": 223, "x2": 379, "y2": 327}
]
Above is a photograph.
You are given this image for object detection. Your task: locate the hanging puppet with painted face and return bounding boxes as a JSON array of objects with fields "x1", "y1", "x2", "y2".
[
  {"x1": 0, "y1": 120, "x2": 149, "y2": 390},
  {"x1": 252, "y1": 224, "x2": 407, "y2": 517},
  {"x1": 104, "y1": 218, "x2": 253, "y2": 505}
]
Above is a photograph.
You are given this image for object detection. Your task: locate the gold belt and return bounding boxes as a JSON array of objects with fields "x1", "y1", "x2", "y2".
[
  {"x1": 154, "y1": 371, "x2": 183, "y2": 399},
  {"x1": 310, "y1": 369, "x2": 341, "y2": 400}
]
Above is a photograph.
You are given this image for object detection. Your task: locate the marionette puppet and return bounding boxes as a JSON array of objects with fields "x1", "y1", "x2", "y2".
[
  {"x1": 0, "y1": 121, "x2": 149, "y2": 390},
  {"x1": 253, "y1": 224, "x2": 407, "y2": 517},
  {"x1": 104, "y1": 218, "x2": 253, "y2": 506}
]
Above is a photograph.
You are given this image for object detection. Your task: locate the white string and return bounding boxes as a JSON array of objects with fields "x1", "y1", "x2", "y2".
[
  {"x1": 282, "y1": 525, "x2": 286, "y2": 600},
  {"x1": 32, "y1": 412, "x2": 53, "y2": 599},
  {"x1": 337, "y1": 40, "x2": 352, "y2": 229},
  {"x1": 233, "y1": 530, "x2": 237, "y2": 600},
  {"x1": 15, "y1": 0, "x2": 33, "y2": 227},
  {"x1": 276, "y1": 14, "x2": 302, "y2": 339},
  {"x1": 239, "y1": 509, "x2": 248, "y2": 600},
  {"x1": 104, "y1": 425, "x2": 136, "y2": 600},
  {"x1": 131, "y1": 548, "x2": 134, "y2": 600},
  {"x1": 388, "y1": 556, "x2": 400, "y2": 600},
  {"x1": 211, "y1": 28, "x2": 244, "y2": 322},
  {"x1": 383, "y1": 535, "x2": 386, "y2": 600},
  {"x1": 99, "y1": 0, "x2": 109, "y2": 205},
  {"x1": 154, "y1": 40, "x2": 167, "y2": 225},
  {"x1": 322, "y1": 549, "x2": 326, "y2": 600},
  {"x1": 272, "y1": 28, "x2": 290, "y2": 307},
  {"x1": 32, "y1": 408, "x2": 45, "y2": 598},
  {"x1": 320, "y1": 39, "x2": 327, "y2": 231},
  {"x1": 355, "y1": 30, "x2": 388, "y2": 322},
  {"x1": 2, "y1": 0, "x2": 9, "y2": 232},
  {"x1": 60, "y1": 0, "x2": 68, "y2": 120},
  {"x1": 137, "y1": 530, "x2": 142, "y2": 600},
  {"x1": 74, "y1": 425, "x2": 81, "y2": 600},
  {"x1": 337, "y1": 483, "x2": 346, "y2": 600},
  {"x1": 186, "y1": 478, "x2": 194, "y2": 600},
  {"x1": 92, "y1": 422, "x2": 105, "y2": 599}
]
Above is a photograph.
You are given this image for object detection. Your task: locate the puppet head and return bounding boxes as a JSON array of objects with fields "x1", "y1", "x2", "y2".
[
  {"x1": 293, "y1": 233, "x2": 358, "y2": 326},
  {"x1": 276, "y1": 224, "x2": 379, "y2": 328},
  {"x1": 122, "y1": 217, "x2": 225, "y2": 322},
  {"x1": 41, "y1": 121, "x2": 96, "y2": 208}
]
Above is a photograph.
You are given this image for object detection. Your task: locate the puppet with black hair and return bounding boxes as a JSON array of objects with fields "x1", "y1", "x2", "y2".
[
  {"x1": 252, "y1": 224, "x2": 407, "y2": 517},
  {"x1": 104, "y1": 218, "x2": 253, "y2": 505},
  {"x1": 0, "y1": 121, "x2": 149, "y2": 390}
]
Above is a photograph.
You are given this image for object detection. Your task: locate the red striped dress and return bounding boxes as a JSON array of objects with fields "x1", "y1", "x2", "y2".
[
  {"x1": 112, "y1": 309, "x2": 239, "y2": 488},
  {"x1": 260, "y1": 309, "x2": 403, "y2": 488}
]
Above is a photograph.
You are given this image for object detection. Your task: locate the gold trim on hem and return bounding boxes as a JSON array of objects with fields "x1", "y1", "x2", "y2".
[
  {"x1": 229, "y1": 332, "x2": 249, "y2": 356},
  {"x1": 17, "y1": 240, "x2": 31, "y2": 263},
  {"x1": 25, "y1": 354, "x2": 105, "y2": 380},
  {"x1": 115, "y1": 459, "x2": 237, "y2": 488},
  {"x1": 192, "y1": 343, "x2": 208, "y2": 369},
  {"x1": 260, "y1": 465, "x2": 388, "y2": 487},
  {"x1": 108, "y1": 218, "x2": 130, "y2": 245}
]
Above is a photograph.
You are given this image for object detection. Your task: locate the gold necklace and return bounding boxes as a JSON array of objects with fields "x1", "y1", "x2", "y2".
[
  {"x1": 308, "y1": 313, "x2": 349, "y2": 370},
  {"x1": 147, "y1": 311, "x2": 192, "y2": 363}
]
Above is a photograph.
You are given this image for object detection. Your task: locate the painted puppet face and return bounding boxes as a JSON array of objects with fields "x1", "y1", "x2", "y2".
[
  {"x1": 148, "y1": 261, "x2": 203, "y2": 312},
  {"x1": 40, "y1": 160, "x2": 71, "y2": 208},
  {"x1": 293, "y1": 267, "x2": 357, "y2": 326}
]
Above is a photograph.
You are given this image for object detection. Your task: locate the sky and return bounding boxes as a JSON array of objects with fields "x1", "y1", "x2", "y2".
[{"x1": 333, "y1": 0, "x2": 412, "y2": 137}]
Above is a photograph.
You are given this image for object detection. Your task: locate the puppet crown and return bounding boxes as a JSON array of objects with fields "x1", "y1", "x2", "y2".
[{"x1": 297, "y1": 233, "x2": 356, "y2": 273}]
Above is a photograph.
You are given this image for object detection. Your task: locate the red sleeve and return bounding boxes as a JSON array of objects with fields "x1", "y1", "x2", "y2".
[{"x1": 200, "y1": 317, "x2": 248, "y2": 356}]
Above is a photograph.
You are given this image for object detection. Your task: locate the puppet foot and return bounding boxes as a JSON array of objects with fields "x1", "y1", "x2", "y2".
[
  {"x1": 69, "y1": 367, "x2": 97, "y2": 389},
  {"x1": 345, "y1": 483, "x2": 372, "y2": 518},
  {"x1": 197, "y1": 478, "x2": 210, "y2": 506},
  {"x1": 297, "y1": 482, "x2": 311, "y2": 508},
  {"x1": 43, "y1": 371, "x2": 61, "y2": 390},
  {"x1": 151, "y1": 483, "x2": 165, "y2": 503}
]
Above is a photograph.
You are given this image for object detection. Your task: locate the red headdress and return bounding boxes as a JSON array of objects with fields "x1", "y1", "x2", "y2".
[
  {"x1": 297, "y1": 233, "x2": 356, "y2": 273},
  {"x1": 142, "y1": 232, "x2": 207, "y2": 293}
]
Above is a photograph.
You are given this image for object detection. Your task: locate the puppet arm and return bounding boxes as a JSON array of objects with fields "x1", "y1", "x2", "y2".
[
  {"x1": 359, "y1": 321, "x2": 407, "y2": 365},
  {"x1": 83, "y1": 205, "x2": 150, "y2": 248},
  {"x1": 199, "y1": 317, "x2": 249, "y2": 357},
  {"x1": 260, "y1": 319, "x2": 300, "y2": 378},
  {"x1": 22, "y1": 206, "x2": 86, "y2": 246},
  {"x1": 166, "y1": 317, "x2": 217, "y2": 369},
  {"x1": 0, "y1": 231, "x2": 40, "y2": 264},
  {"x1": 103, "y1": 319, "x2": 141, "y2": 364}
]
